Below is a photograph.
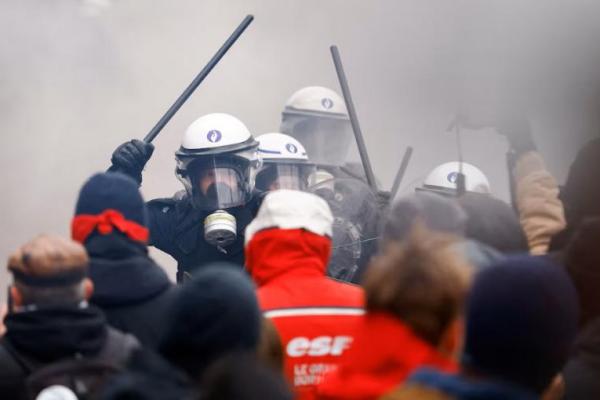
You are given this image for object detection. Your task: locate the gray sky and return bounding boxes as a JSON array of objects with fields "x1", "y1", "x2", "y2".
[{"x1": 2, "y1": 0, "x2": 600, "y2": 288}]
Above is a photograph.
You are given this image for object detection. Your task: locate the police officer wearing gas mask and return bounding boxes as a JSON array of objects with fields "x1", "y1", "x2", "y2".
[{"x1": 109, "y1": 113, "x2": 262, "y2": 282}]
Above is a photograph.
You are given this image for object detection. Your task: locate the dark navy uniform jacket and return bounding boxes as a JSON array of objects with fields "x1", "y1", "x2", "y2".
[{"x1": 147, "y1": 191, "x2": 262, "y2": 281}]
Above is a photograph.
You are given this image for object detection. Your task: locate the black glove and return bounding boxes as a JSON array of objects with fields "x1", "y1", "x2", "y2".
[
  {"x1": 110, "y1": 139, "x2": 154, "y2": 185},
  {"x1": 496, "y1": 117, "x2": 536, "y2": 156}
]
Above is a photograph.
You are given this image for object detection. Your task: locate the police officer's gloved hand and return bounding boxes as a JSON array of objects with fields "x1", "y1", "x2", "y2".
[
  {"x1": 109, "y1": 139, "x2": 154, "y2": 185},
  {"x1": 496, "y1": 117, "x2": 536, "y2": 157}
]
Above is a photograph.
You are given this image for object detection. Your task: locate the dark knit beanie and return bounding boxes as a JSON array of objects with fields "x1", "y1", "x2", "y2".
[
  {"x1": 75, "y1": 172, "x2": 147, "y2": 227},
  {"x1": 463, "y1": 255, "x2": 579, "y2": 394},
  {"x1": 159, "y1": 264, "x2": 261, "y2": 379}
]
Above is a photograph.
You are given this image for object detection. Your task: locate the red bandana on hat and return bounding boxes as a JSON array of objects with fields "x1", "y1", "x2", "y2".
[{"x1": 71, "y1": 209, "x2": 149, "y2": 244}]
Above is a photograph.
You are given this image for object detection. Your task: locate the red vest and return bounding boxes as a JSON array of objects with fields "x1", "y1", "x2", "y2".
[{"x1": 246, "y1": 229, "x2": 364, "y2": 399}]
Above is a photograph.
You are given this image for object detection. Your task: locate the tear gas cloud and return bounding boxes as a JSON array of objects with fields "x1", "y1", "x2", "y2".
[{"x1": 1, "y1": 0, "x2": 600, "y2": 287}]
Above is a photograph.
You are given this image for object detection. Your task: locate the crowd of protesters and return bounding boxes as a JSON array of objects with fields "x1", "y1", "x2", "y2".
[{"x1": 0, "y1": 128, "x2": 599, "y2": 400}]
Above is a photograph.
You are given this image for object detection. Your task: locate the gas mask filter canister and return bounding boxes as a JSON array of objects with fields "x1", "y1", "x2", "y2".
[{"x1": 204, "y1": 210, "x2": 237, "y2": 248}]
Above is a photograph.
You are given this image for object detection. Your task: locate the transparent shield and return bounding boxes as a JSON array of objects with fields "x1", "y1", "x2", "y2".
[{"x1": 309, "y1": 178, "x2": 381, "y2": 282}]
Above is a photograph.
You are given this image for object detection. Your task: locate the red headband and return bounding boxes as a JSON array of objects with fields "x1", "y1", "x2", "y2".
[{"x1": 71, "y1": 209, "x2": 149, "y2": 244}]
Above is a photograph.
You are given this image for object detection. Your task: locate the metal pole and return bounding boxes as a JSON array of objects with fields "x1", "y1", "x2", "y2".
[
  {"x1": 143, "y1": 14, "x2": 254, "y2": 143},
  {"x1": 330, "y1": 45, "x2": 378, "y2": 191},
  {"x1": 390, "y1": 146, "x2": 413, "y2": 200}
]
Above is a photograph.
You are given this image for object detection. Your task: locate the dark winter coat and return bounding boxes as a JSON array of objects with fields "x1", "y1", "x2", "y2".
[
  {"x1": 563, "y1": 317, "x2": 600, "y2": 399},
  {"x1": 146, "y1": 192, "x2": 261, "y2": 280},
  {"x1": 550, "y1": 139, "x2": 600, "y2": 251},
  {"x1": 0, "y1": 304, "x2": 138, "y2": 399},
  {"x1": 100, "y1": 348, "x2": 195, "y2": 400},
  {"x1": 382, "y1": 368, "x2": 538, "y2": 400},
  {"x1": 86, "y1": 233, "x2": 176, "y2": 349}
]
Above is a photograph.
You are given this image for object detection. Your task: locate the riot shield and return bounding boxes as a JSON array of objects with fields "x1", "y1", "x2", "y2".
[{"x1": 309, "y1": 177, "x2": 381, "y2": 282}]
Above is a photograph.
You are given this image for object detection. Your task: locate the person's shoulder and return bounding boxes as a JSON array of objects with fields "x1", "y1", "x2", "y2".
[
  {"x1": 147, "y1": 191, "x2": 185, "y2": 212},
  {"x1": 327, "y1": 278, "x2": 365, "y2": 298},
  {"x1": 146, "y1": 191, "x2": 193, "y2": 217},
  {"x1": 99, "y1": 327, "x2": 141, "y2": 367},
  {"x1": 0, "y1": 339, "x2": 29, "y2": 380}
]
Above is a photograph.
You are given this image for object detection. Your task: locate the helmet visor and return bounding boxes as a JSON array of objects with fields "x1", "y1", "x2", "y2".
[
  {"x1": 281, "y1": 114, "x2": 353, "y2": 167},
  {"x1": 188, "y1": 158, "x2": 250, "y2": 210},
  {"x1": 256, "y1": 164, "x2": 316, "y2": 192}
]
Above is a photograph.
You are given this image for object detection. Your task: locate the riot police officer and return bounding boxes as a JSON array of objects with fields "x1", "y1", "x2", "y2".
[
  {"x1": 110, "y1": 113, "x2": 262, "y2": 281},
  {"x1": 280, "y1": 86, "x2": 382, "y2": 283}
]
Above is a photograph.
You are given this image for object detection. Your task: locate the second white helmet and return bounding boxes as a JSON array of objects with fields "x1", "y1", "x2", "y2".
[
  {"x1": 255, "y1": 133, "x2": 315, "y2": 192},
  {"x1": 280, "y1": 86, "x2": 353, "y2": 167},
  {"x1": 282, "y1": 86, "x2": 348, "y2": 118}
]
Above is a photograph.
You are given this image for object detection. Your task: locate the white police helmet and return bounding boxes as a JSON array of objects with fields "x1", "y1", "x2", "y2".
[
  {"x1": 280, "y1": 86, "x2": 352, "y2": 167},
  {"x1": 283, "y1": 86, "x2": 348, "y2": 118},
  {"x1": 36, "y1": 385, "x2": 78, "y2": 400},
  {"x1": 255, "y1": 133, "x2": 316, "y2": 191},
  {"x1": 175, "y1": 113, "x2": 261, "y2": 210},
  {"x1": 421, "y1": 162, "x2": 491, "y2": 195}
]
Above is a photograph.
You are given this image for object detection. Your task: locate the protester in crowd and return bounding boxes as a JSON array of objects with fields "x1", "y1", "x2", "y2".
[
  {"x1": 559, "y1": 218, "x2": 600, "y2": 399},
  {"x1": 550, "y1": 138, "x2": 600, "y2": 251},
  {"x1": 317, "y1": 226, "x2": 472, "y2": 399},
  {"x1": 72, "y1": 172, "x2": 176, "y2": 349},
  {"x1": 453, "y1": 115, "x2": 565, "y2": 255},
  {"x1": 383, "y1": 191, "x2": 467, "y2": 240},
  {"x1": 383, "y1": 191, "x2": 502, "y2": 270},
  {"x1": 457, "y1": 192, "x2": 529, "y2": 254},
  {"x1": 244, "y1": 190, "x2": 364, "y2": 399},
  {"x1": 0, "y1": 235, "x2": 139, "y2": 399},
  {"x1": 385, "y1": 255, "x2": 578, "y2": 400},
  {"x1": 158, "y1": 265, "x2": 262, "y2": 388},
  {"x1": 498, "y1": 118, "x2": 566, "y2": 255}
]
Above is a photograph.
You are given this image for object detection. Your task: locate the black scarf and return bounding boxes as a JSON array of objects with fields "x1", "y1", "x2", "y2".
[
  {"x1": 5, "y1": 304, "x2": 107, "y2": 363},
  {"x1": 85, "y1": 233, "x2": 171, "y2": 306}
]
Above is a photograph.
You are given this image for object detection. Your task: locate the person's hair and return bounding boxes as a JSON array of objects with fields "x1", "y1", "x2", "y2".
[
  {"x1": 257, "y1": 317, "x2": 284, "y2": 372},
  {"x1": 14, "y1": 281, "x2": 86, "y2": 307},
  {"x1": 363, "y1": 224, "x2": 472, "y2": 345}
]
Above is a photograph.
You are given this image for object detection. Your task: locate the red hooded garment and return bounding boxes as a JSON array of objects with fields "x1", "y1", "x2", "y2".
[
  {"x1": 316, "y1": 312, "x2": 458, "y2": 400},
  {"x1": 246, "y1": 228, "x2": 364, "y2": 400}
]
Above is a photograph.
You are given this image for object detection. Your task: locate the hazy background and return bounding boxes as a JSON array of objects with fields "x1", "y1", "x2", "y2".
[{"x1": 2, "y1": 0, "x2": 600, "y2": 290}]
